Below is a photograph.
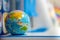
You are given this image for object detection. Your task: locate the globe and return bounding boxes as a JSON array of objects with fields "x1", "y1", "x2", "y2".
[{"x1": 5, "y1": 10, "x2": 31, "y2": 35}]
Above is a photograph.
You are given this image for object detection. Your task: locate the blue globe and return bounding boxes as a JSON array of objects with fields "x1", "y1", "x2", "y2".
[{"x1": 5, "y1": 10, "x2": 31, "y2": 35}]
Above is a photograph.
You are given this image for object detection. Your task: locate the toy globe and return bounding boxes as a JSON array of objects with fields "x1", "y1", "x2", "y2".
[{"x1": 5, "y1": 10, "x2": 31, "y2": 35}]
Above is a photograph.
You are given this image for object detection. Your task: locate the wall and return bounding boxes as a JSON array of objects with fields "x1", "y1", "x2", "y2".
[{"x1": 49, "y1": 0, "x2": 60, "y2": 7}]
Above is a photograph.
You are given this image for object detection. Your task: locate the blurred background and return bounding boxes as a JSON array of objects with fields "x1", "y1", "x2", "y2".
[{"x1": 0, "y1": 0, "x2": 60, "y2": 40}]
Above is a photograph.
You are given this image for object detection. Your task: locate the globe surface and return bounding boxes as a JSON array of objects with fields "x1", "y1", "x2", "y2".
[{"x1": 5, "y1": 10, "x2": 31, "y2": 35}]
